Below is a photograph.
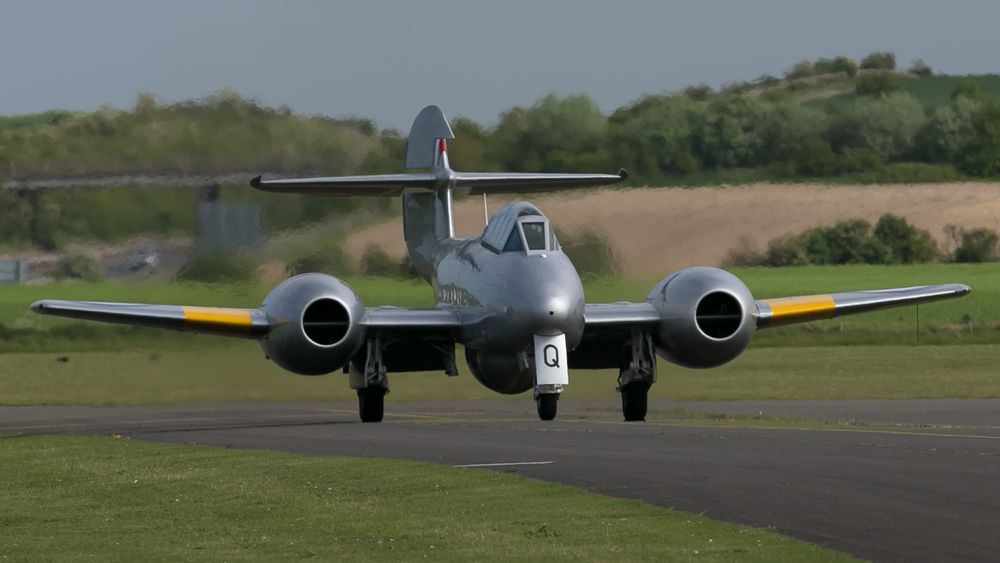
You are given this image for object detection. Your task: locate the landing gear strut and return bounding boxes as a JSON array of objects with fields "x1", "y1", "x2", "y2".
[
  {"x1": 618, "y1": 330, "x2": 656, "y2": 422},
  {"x1": 349, "y1": 336, "x2": 389, "y2": 423},
  {"x1": 536, "y1": 393, "x2": 559, "y2": 421}
]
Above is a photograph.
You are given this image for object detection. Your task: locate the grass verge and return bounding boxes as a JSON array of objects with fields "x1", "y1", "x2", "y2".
[
  {"x1": 3, "y1": 344, "x2": 998, "y2": 406},
  {"x1": 0, "y1": 435, "x2": 854, "y2": 562}
]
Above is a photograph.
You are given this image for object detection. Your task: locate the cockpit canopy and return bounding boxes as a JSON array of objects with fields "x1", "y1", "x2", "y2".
[{"x1": 481, "y1": 201, "x2": 558, "y2": 254}]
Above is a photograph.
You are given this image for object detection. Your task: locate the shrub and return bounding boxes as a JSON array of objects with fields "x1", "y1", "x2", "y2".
[
  {"x1": 176, "y1": 251, "x2": 255, "y2": 282},
  {"x1": 559, "y1": 228, "x2": 620, "y2": 276},
  {"x1": 287, "y1": 245, "x2": 355, "y2": 276},
  {"x1": 53, "y1": 252, "x2": 103, "y2": 281},
  {"x1": 953, "y1": 227, "x2": 998, "y2": 263},
  {"x1": 860, "y1": 51, "x2": 896, "y2": 70},
  {"x1": 856, "y1": 72, "x2": 900, "y2": 98},
  {"x1": 360, "y1": 245, "x2": 401, "y2": 277},
  {"x1": 872, "y1": 214, "x2": 938, "y2": 263},
  {"x1": 909, "y1": 59, "x2": 933, "y2": 77}
]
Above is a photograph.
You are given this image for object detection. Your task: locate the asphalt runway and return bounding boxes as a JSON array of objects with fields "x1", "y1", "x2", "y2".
[{"x1": 4, "y1": 399, "x2": 1000, "y2": 563}]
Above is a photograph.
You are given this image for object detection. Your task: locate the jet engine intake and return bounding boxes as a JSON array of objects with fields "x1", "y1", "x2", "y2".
[
  {"x1": 646, "y1": 267, "x2": 755, "y2": 368},
  {"x1": 259, "y1": 273, "x2": 366, "y2": 375}
]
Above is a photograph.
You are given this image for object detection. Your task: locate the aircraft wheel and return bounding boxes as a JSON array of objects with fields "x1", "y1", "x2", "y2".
[
  {"x1": 357, "y1": 387, "x2": 386, "y2": 423},
  {"x1": 536, "y1": 393, "x2": 558, "y2": 421},
  {"x1": 621, "y1": 381, "x2": 649, "y2": 422}
]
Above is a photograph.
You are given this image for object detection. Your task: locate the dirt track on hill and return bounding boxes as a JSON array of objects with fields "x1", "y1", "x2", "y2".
[{"x1": 345, "y1": 183, "x2": 1000, "y2": 277}]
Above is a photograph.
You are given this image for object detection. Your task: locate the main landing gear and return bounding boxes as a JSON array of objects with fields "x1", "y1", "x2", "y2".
[
  {"x1": 618, "y1": 330, "x2": 656, "y2": 422},
  {"x1": 357, "y1": 387, "x2": 386, "y2": 423},
  {"x1": 349, "y1": 336, "x2": 389, "y2": 423}
]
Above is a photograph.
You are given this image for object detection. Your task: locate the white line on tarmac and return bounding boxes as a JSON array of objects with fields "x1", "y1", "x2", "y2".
[{"x1": 453, "y1": 461, "x2": 555, "y2": 468}]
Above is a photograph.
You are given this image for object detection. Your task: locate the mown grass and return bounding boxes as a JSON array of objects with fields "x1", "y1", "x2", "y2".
[
  {"x1": 0, "y1": 436, "x2": 854, "y2": 562},
  {"x1": 3, "y1": 344, "x2": 998, "y2": 406}
]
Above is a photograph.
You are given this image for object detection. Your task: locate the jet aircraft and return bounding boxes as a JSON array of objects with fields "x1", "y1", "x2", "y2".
[{"x1": 31, "y1": 106, "x2": 971, "y2": 422}]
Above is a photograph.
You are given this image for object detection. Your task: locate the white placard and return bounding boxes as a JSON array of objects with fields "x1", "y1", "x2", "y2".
[{"x1": 534, "y1": 333, "x2": 569, "y2": 386}]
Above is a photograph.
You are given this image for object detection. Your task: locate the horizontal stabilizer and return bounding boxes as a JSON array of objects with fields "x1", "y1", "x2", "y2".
[
  {"x1": 31, "y1": 300, "x2": 269, "y2": 338},
  {"x1": 755, "y1": 283, "x2": 971, "y2": 328},
  {"x1": 459, "y1": 169, "x2": 628, "y2": 194},
  {"x1": 251, "y1": 169, "x2": 627, "y2": 196},
  {"x1": 250, "y1": 173, "x2": 437, "y2": 196}
]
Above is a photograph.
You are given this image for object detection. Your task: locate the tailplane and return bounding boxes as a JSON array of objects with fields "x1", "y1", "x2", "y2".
[{"x1": 251, "y1": 105, "x2": 627, "y2": 281}]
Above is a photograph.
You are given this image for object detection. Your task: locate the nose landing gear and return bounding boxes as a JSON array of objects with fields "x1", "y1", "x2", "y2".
[{"x1": 536, "y1": 393, "x2": 559, "y2": 421}]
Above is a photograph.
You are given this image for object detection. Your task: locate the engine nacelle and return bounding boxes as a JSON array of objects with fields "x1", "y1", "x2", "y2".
[
  {"x1": 646, "y1": 267, "x2": 755, "y2": 369},
  {"x1": 259, "y1": 273, "x2": 367, "y2": 376}
]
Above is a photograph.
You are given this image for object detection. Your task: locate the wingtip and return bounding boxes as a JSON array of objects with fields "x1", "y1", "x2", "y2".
[
  {"x1": 617, "y1": 168, "x2": 630, "y2": 181},
  {"x1": 30, "y1": 300, "x2": 46, "y2": 314},
  {"x1": 959, "y1": 284, "x2": 972, "y2": 295},
  {"x1": 249, "y1": 175, "x2": 262, "y2": 189}
]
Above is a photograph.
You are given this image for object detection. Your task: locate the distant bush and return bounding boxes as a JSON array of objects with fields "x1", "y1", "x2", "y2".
[
  {"x1": 872, "y1": 214, "x2": 938, "y2": 263},
  {"x1": 288, "y1": 245, "x2": 355, "y2": 276},
  {"x1": 951, "y1": 227, "x2": 998, "y2": 263},
  {"x1": 53, "y1": 252, "x2": 103, "y2": 281},
  {"x1": 951, "y1": 79, "x2": 985, "y2": 102},
  {"x1": 860, "y1": 51, "x2": 896, "y2": 70},
  {"x1": 559, "y1": 229, "x2": 620, "y2": 276},
  {"x1": 814, "y1": 56, "x2": 859, "y2": 77},
  {"x1": 785, "y1": 60, "x2": 815, "y2": 80},
  {"x1": 856, "y1": 73, "x2": 900, "y2": 97},
  {"x1": 360, "y1": 245, "x2": 402, "y2": 277},
  {"x1": 909, "y1": 59, "x2": 933, "y2": 78},
  {"x1": 763, "y1": 214, "x2": 937, "y2": 266},
  {"x1": 176, "y1": 251, "x2": 255, "y2": 283},
  {"x1": 854, "y1": 162, "x2": 960, "y2": 184},
  {"x1": 0, "y1": 185, "x2": 32, "y2": 241}
]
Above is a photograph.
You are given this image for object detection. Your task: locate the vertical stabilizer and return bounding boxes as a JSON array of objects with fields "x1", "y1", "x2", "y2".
[
  {"x1": 403, "y1": 106, "x2": 457, "y2": 282},
  {"x1": 405, "y1": 105, "x2": 455, "y2": 169}
]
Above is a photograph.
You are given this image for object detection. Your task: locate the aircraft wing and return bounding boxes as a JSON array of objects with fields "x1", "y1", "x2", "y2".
[
  {"x1": 754, "y1": 284, "x2": 970, "y2": 328},
  {"x1": 581, "y1": 283, "x2": 971, "y2": 331},
  {"x1": 30, "y1": 300, "x2": 461, "y2": 338},
  {"x1": 31, "y1": 300, "x2": 270, "y2": 338}
]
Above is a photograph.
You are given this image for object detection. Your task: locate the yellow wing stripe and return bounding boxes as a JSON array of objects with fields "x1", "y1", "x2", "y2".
[
  {"x1": 181, "y1": 307, "x2": 254, "y2": 334},
  {"x1": 763, "y1": 295, "x2": 836, "y2": 326}
]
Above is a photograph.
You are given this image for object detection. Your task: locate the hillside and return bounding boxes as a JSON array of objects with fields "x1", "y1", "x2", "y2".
[{"x1": 345, "y1": 183, "x2": 1000, "y2": 277}]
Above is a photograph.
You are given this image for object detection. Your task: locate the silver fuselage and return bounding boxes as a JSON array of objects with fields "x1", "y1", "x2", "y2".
[{"x1": 431, "y1": 235, "x2": 585, "y2": 356}]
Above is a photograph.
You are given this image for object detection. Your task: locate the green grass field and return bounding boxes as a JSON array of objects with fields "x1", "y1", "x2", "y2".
[
  {"x1": 802, "y1": 73, "x2": 1000, "y2": 109},
  {"x1": 0, "y1": 436, "x2": 853, "y2": 562},
  {"x1": 3, "y1": 344, "x2": 997, "y2": 406}
]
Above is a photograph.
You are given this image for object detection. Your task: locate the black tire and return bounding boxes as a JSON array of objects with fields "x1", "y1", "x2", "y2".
[
  {"x1": 357, "y1": 387, "x2": 386, "y2": 423},
  {"x1": 536, "y1": 393, "x2": 558, "y2": 421},
  {"x1": 621, "y1": 381, "x2": 649, "y2": 422}
]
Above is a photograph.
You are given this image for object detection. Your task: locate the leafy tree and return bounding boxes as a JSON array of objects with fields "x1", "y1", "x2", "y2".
[
  {"x1": 490, "y1": 93, "x2": 609, "y2": 172},
  {"x1": 860, "y1": 51, "x2": 896, "y2": 70},
  {"x1": 828, "y1": 93, "x2": 926, "y2": 160},
  {"x1": 872, "y1": 214, "x2": 938, "y2": 263},
  {"x1": 954, "y1": 228, "x2": 999, "y2": 262},
  {"x1": 608, "y1": 95, "x2": 702, "y2": 178},
  {"x1": 960, "y1": 100, "x2": 1000, "y2": 176},
  {"x1": 790, "y1": 137, "x2": 839, "y2": 176},
  {"x1": 855, "y1": 72, "x2": 900, "y2": 97},
  {"x1": 0, "y1": 186, "x2": 32, "y2": 241},
  {"x1": 916, "y1": 96, "x2": 981, "y2": 163},
  {"x1": 909, "y1": 59, "x2": 933, "y2": 78},
  {"x1": 951, "y1": 79, "x2": 985, "y2": 102}
]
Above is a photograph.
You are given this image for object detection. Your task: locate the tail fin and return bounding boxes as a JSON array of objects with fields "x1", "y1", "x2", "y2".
[{"x1": 405, "y1": 105, "x2": 454, "y2": 169}]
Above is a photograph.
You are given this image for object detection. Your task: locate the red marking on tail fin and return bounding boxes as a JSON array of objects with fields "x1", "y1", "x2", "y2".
[{"x1": 438, "y1": 138, "x2": 447, "y2": 154}]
